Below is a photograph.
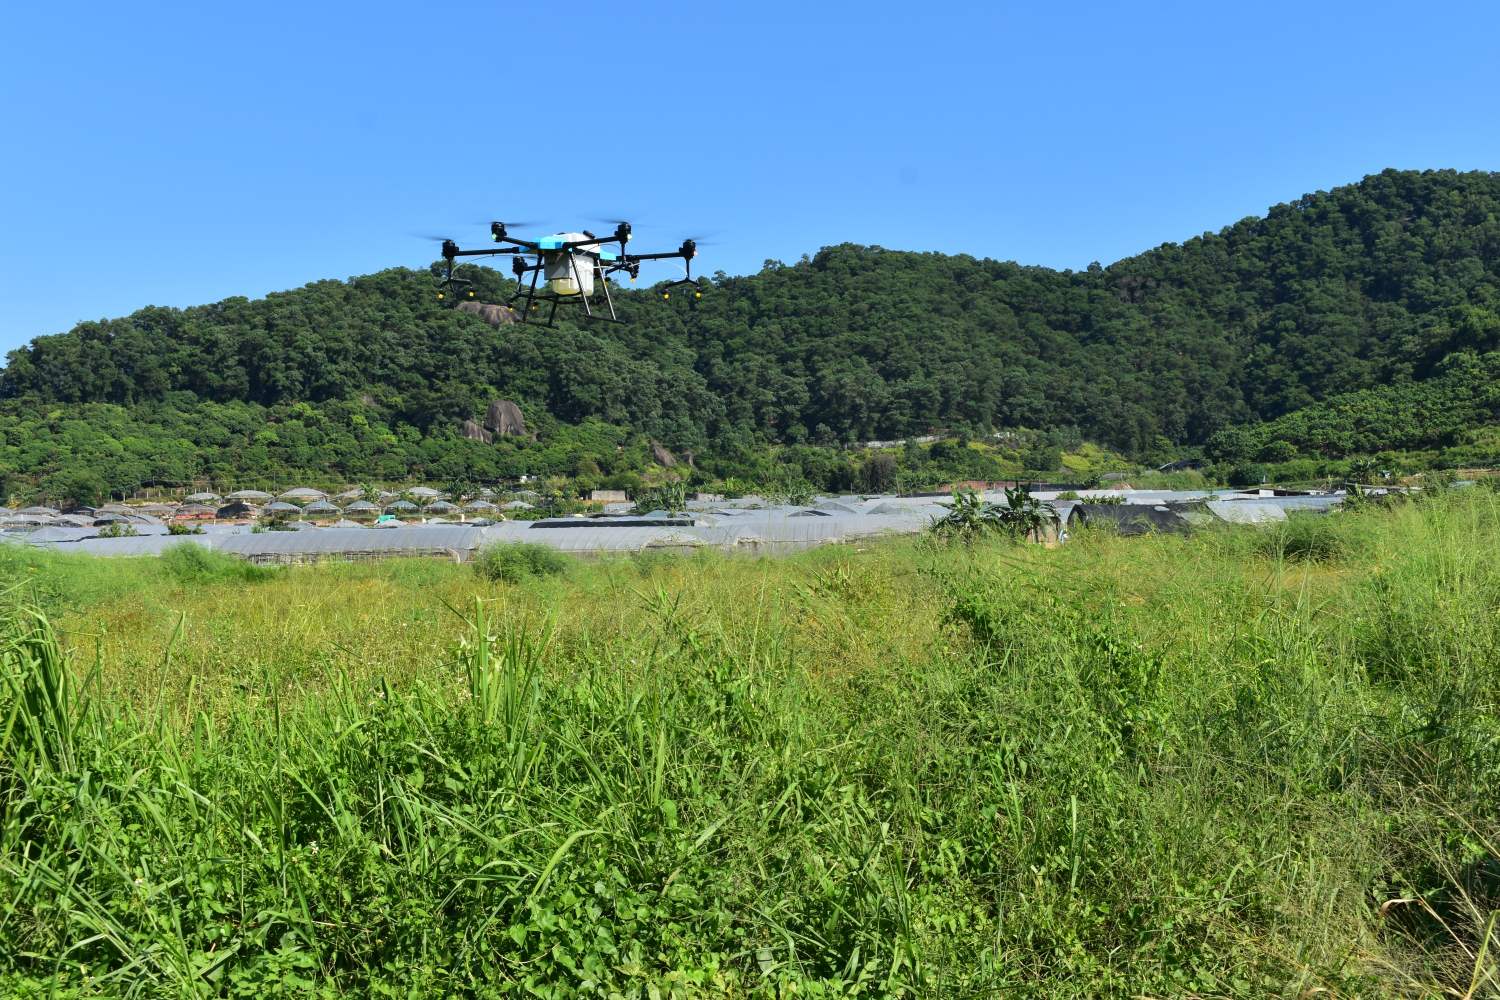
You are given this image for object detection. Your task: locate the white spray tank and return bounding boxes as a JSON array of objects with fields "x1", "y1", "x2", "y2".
[{"x1": 542, "y1": 233, "x2": 597, "y2": 297}]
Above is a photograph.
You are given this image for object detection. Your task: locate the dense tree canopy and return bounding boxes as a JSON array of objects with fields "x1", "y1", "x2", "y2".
[{"x1": 3, "y1": 168, "x2": 1499, "y2": 497}]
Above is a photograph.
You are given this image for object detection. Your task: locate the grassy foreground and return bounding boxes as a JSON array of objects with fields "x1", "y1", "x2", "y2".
[{"x1": 2, "y1": 498, "x2": 1499, "y2": 997}]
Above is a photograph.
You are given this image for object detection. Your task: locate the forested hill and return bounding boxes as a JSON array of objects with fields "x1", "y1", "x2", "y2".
[{"x1": 3, "y1": 168, "x2": 1500, "y2": 495}]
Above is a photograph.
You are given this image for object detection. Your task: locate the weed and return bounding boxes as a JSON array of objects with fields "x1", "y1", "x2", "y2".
[
  {"x1": 472, "y1": 542, "x2": 571, "y2": 583},
  {"x1": 159, "y1": 542, "x2": 278, "y2": 584},
  {"x1": 931, "y1": 486, "x2": 1058, "y2": 542},
  {"x1": 1254, "y1": 512, "x2": 1351, "y2": 562},
  {"x1": 631, "y1": 481, "x2": 689, "y2": 514},
  {"x1": 1, "y1": 493, "x2": 1498, "y2": 994}
]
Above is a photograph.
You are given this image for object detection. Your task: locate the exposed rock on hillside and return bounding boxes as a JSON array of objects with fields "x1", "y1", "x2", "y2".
[
  {"x1": 485, "y1": 400, "x2": 528, "y2": 438},
  {"x1": 461, "y1": 418, "x2": 492, "y2": 443},
  {"x1": 455, "y1": 301, "x2": 520, "y2": 327},
  {"x1": 651, "y1": 441, "x2": 677, "y2": 467}
]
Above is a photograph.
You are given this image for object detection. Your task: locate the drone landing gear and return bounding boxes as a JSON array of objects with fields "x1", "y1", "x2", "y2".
[
  {"x1": 657, "y1": 276, "x2": 702, "y2": 302},
  {"x1": 506, "y1": 254, "x2": 623, "y2": 327}
]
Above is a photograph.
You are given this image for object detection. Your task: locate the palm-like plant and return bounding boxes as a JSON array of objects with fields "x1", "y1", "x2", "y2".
[
  {"x1": 933, "y1": 487, "x2": 1060, "y2": 543},
  {"x1": 997, "y1": 486, "x2": 1060, "y2": 542},
  {"x1": 1346, "y1": 456, "x2": 1380, "y2": 487},
  {"x1": 931, "y1": 488, "x2": 1003, "y2": 541},
  {"x1": 632, "y1": 481, "x2": 689, "y2": 515}
]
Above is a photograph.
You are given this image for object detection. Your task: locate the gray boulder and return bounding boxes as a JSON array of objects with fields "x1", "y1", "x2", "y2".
[
  {"x1": 461, "y1": 418, "x2": 492, "y2": 443},
  {"x1": 651, "y1": 441, "x2": 677, "y2": 468},
  {"x1": 485, "y1": 400, "x2": 528, "y2": 438},
  {"x1": 455, "y1": 301, "x2": 520, "y2": 327}
]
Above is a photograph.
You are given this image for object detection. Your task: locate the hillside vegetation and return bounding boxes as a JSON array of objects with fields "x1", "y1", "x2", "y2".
[
  {"x1": 3, "y1": 168, "x2": 1500, "y2": 499},
  {"x1": 2, "y1": 494, "x2": 1498, "y2": 994}
]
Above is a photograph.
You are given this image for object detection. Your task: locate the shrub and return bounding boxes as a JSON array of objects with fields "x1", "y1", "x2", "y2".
[
  {"x1": 1342, "y1": 482, "x2": 1406, "y2": 514},
  {"x1": 166, "y1": 522, "x2": 204, "y2": 536},
  {"x1": 1021, "y1": 443, "x2": 1062, "y2": 473},
  {"x1": 1259, "y1": 439, "x2": 1299, "y2": 463},
  {"x1": 631, "y1": 482, "x2": 688, "y2": 515},
  {"x1": 859, "y1": 454, "x2": 898, "y2": 493},
  {"x1": 760, "y1": 478, "x2": 816, "y2": 505},
  {"x1": 930, "y1": 488, "x2": 1002, "y2": 541},
  {"x1": 931, "y1": 487, "x2": 1058, "y2": 542},
  {"x1": 1227, "y1": 463, "x2": 1267, "y2": 488},
  {"x1": 1253, "y1": 513, "x2": 1348, "y2": 563},
  {"x1": 472, "y1": 542, "x2": 570, "y2": 583},
  {"x1": 159, "y1": 543, "x2": 276, "y2": 584}
]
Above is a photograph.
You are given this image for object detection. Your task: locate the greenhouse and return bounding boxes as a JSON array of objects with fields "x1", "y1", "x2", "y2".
[{"x1": 2, "y1": 489, "x2": 1349, "y2": 563}]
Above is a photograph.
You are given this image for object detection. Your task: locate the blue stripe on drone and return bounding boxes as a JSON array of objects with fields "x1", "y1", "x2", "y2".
[{"x1": 538, "y1": 237, "x2": 564, "y2": 250}]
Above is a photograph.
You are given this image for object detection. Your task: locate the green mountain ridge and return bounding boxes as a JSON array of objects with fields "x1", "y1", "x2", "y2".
[{"x1": 3, "y1": 168, "x2": 1499, "y2": 500}]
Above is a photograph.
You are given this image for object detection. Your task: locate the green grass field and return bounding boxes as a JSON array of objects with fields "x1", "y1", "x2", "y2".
[{"x1": 2, "y1": 496, "x2": 1498, "y2": 996}]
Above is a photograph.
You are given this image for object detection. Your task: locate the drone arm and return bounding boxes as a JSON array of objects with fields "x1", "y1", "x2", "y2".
[
  {"x1": 561, "y1": 235, "x2": 617, "y2": 251},
  {"x1": 621, "y1": 249, "x2": 690, "y2": 262},
  {"x1": 493, "y1": 234, "x2": 541, "y2": 251},
  {"x1": 446, "y1": 246, "x2": 528, "y2": 259}
]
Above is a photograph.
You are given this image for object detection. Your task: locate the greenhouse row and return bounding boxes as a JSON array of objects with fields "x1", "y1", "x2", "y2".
[{"x1": 0, "y1": 490, "x2": 1346, "y2": 562}]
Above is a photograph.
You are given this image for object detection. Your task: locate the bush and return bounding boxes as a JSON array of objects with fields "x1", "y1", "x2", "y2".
[
  {"x1": 859, "y1": 454, "x2": 897, "y2": 493},
  {"x1": 1253, "y1": 514, "x2": 1349, "y2": 563},
  {"x1": 631, "y1": 482, "x2": 688, "y2": 515},
  {"x1": 1021, "y1": 443, "x2": 1063, "y2": 473},
  {"x1": 1227, "y1": 463, "x2": 1268, "y2": 488},
  {"x1": 629, "y1": 549, "x2": 691, "y2": 577},
  {"x1": 159, "y1": 543, "x2": 277, "y2": 584},
  {"x1": 472, "y1": 542, "x2": 570, "y2": 583},
  {"x1": 929, "y1": 488, "x2": 1003, "y2": 541},
  {"x1": 166, "y1": 522, "x2": 204, "y2": 536},
  {"x1": 1259, "y1": 439, "x2": 1299, "y2": 463}
]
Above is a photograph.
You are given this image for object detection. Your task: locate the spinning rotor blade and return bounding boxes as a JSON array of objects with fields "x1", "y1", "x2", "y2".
[{"x1": 587, "y1": 215, "x2": 640, "y2": 225}]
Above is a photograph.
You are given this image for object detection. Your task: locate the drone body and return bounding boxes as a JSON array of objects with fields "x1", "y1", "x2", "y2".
[
  {"x1": 540, "y1": 232, "x2": 601, "y2": 297},
  {"x1": 432, "y1": 221, "x2": 701, "y2": 325}
]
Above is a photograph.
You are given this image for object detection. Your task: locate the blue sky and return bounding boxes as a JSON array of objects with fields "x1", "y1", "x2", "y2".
[{"x1": 2, "y1": 1, "x2": 1498, "y2": 351}]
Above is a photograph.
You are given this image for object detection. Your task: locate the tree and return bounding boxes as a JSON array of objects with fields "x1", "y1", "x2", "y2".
[
  {"x1": 859, "y1": 454, "x2": 898, "y2": 493},
  {"x1": 1022, "y1": 444, "x2": 1062, "y2": 474},
  {"x1": 5, "y1": 170, "x2": 1500, "y2": 495},
  {"x1": 40, "y1": 467, "x2": 108, "y2": 508}
]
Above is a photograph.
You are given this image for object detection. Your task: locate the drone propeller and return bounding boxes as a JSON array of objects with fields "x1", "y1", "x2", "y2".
[{"x1": 488, "y1": 219, "x2": 549, "y2": 243}]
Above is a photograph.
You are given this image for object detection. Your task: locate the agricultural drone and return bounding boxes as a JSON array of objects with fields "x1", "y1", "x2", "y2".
[{"x1": 427, "y1": 220, "x2": 702, "y2": 325}]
